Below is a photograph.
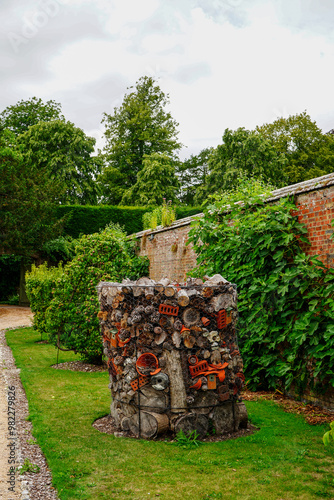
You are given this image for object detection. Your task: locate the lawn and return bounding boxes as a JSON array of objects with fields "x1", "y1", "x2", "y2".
[{"x1": 6, "y1": 327, "x2": 334, "y2": 500}]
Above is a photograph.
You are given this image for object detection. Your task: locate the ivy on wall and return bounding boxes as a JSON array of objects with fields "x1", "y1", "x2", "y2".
[{"x1": 188, "y1": 178, "x2": 334, "y2": 393}]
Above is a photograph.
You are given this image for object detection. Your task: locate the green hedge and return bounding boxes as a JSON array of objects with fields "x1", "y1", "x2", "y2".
[
  {"x1": 176, "y1": 206, "x2": 203, "y2": 220},
  {"x1": 56, "y1": 205, "x2": 148, "y2": 237},
  {"x1": 57, "y1": 205, "x2": 202, "y2": 238},
  {"x1": 0, "y1": 255, "x2": 21, "y2": 303}
]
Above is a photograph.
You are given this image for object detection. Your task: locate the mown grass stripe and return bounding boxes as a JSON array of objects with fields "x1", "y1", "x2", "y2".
[{"x1": 6, "y1": 328, "x2": 334, "y2": 500}]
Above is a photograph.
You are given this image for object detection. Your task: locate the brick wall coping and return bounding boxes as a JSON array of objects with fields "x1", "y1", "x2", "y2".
[
  {"x1": 132, "y1": 172, "x2": 334, "y2": 239},
  {"x1": 266, "y1": 171, "x2": 334, "y2": 202},
  {"x1": 132, "y1": 213, "x2": 204, "y2": 239}
]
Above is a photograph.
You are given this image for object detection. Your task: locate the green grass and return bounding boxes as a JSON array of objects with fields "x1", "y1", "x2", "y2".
[{"x1": 6, "y1": 327, "x2": 334, "y2": 500}]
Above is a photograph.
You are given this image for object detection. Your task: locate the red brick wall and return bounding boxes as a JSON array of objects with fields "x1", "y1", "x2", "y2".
[
  {"x1": 137, "y1": 222, "x2": 198, "y2": 282},
  {"x1": 136, "y1": 184, "x2": 334, "y2": 281},
  {"x1": 295, "y1": 185, "x2": 334, "y2": 268}
]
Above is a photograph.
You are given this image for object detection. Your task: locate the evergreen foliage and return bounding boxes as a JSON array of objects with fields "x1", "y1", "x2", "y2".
[
  {"x1": 0, "y1": 255, "x2": 21, "y2": 302},
  {"x1": 0, "y1": 128, "x2": 64, "y2": 256},
  {"x1": 56, "y1": 204, "x2": 201, "y2": 237},
  {"x1": 56, "y1": 205, "x2": 151, "y2": 237}
]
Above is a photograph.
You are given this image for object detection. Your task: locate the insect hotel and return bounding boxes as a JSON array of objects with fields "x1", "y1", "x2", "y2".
[{"x1": 96, "y1": 275, "x2": 248, "y2": 439}]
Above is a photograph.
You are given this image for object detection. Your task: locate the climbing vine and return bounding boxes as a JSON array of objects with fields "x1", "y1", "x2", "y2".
[{"x1": 188, "y1": 178, "x2": 334, "y2": 393}]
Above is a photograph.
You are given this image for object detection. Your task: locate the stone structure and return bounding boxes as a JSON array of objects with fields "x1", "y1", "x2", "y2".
[{"x1": 97, "y1": 275, "x2": 248, "y2": 439}]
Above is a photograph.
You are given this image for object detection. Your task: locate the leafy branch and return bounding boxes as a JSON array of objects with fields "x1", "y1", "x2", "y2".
[{"x1": 188, "y1": 176, "x2": 334, "y2": 393}]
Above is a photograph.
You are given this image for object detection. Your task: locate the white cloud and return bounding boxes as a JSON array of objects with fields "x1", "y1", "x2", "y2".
[
  {"x1": 48, "y1": 39, "x2": 131, "y2": 88},
  {"x1": 158, "y1": 3, "x2": 334, "y2": 154},
  {"x1": 1, "y1": 0, "x2": 334, "y2": 159},
  {"x1": 100, "y1": 0, "x2": 160, "y2": 35}
]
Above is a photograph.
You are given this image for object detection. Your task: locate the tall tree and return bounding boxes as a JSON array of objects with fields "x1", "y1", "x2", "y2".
[
  {"x1": 177, "y1": 148, "x2": 213, "y2": 205},
  {"x1": 205, "y1": 128, "x2": 287, "y2": 196},
  {"x1": 256, "y1": 112, "x2": 334, "y2": 184},
  {"x1": 121, "y1": 153, "x2": 180, "y2": 205},
  {"x1": 100, "y1": 76, "x2": 182, "y2": 204},
  {"x1": 0, "y1": 129, "x2": 64, "y2": 257},
  {"x1": 0, "y1": 97, "x2": 64, "y2": 135},
  {"x1": 17, "y1": 120, "x2": 102, "y2": 205}
]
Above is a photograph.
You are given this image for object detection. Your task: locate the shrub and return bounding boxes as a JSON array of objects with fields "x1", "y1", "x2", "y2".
[
  {"x1": 40, "y1": 235, "x2": 77, "y2": 264},
  {"x1": 44, "y1": 224, "x2": 149, "y2": 363},
  {"x1": 143, "y1": 200, "x2": 176, "y2": 230},
  {"x1": 188, "y1": 177, "x2": 334, "y2": 393},
  {"x1": 323, "y1": 421, "x2": 334, "y2": 447},
  {"x1": 26, "y1": 263, "x2": 64, "y2": 340}
]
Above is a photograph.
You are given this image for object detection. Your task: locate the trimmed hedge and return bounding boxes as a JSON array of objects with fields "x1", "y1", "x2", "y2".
[
  {"x1": 0, "y1": 255, "x2": 21, "y2": 302},
  {"x1": 57, "y1": 205, "x2": 148, "y2": 237},
  {"x1": 57, "y1": 205, "x2": 202, "y2": 237},
  {"x1": 176, "y1": 206, "x2": 203, "y2": 220}
]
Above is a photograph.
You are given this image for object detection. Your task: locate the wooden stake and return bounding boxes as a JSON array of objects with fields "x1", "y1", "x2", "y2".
[{"x1": 165, "y1": 350, "x2": 188, "y2": 413}]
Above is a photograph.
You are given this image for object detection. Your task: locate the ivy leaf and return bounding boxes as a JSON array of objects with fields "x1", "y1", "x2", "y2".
[
  {"x1": 278, "y1": 284, "x2": 289, "y2": 296},
  {"x1": 324, "y1": 325, "x2": 334, "y2": 341},
  {"x1": 273, "y1": 250, "x2": 284, "y2": 261},
  {"x1": 308, "y1": 299, "x2": 318, "y2": 312}
]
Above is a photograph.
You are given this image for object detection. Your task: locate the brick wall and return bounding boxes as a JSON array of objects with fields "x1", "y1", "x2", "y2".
[
  {"x1": 136, "y1": 217, "x2": 198, "y2": 282},
  {"x1": 295, "y1": 185, "x2": 334, "y2": 268},
  {"x1": 287, "y1": 384, "x2": 334, "y2": 412},
  {"x1": 135, "y1": 174, "x2": 334, "y2": 281}
]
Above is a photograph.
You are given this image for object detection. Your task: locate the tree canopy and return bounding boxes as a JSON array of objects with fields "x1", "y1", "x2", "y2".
[
  {"x1": 100, "y1": 76, "x2": 182, "y2": 204},
  {"x1": 204, "y1": 127, "x2": 287, "y2": 197},
  {"x1": 0, "y1": 97, "x2": 103, "y2": 257},
  {"x1": 121, "y1": 153, "x2": 180, "y2": 206},
  {"x1": 1, "y1": 97, "x2": 102, "y2": 205},
  {"x1": 177, "y1": 148, "x2": 213, "y2": 205},
  {"x1": 17, "y1": 119, "x2": 102, "y2": 205},
  {"x1": 0, "y1": 129, "x2": 64, "y2": 257},
  {"x1": 0, "y1": 97, "x2": 64, "y2": 135},
  {"x1": 256, "y1": 111, "x2": 334, "y2": 184}
]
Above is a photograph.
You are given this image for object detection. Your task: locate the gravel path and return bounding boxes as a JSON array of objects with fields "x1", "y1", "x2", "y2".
[
  {"x1": 0, "y1": 307, "x2": 59, "y2": 500},
  {"x1": 0, "y1": 307, "x2": 33, "y2": 331}
]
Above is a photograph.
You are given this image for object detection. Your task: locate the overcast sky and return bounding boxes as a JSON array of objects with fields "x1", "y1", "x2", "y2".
[{"x1": 1, "y1": 0, "x2": 334, "y2": 159}]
